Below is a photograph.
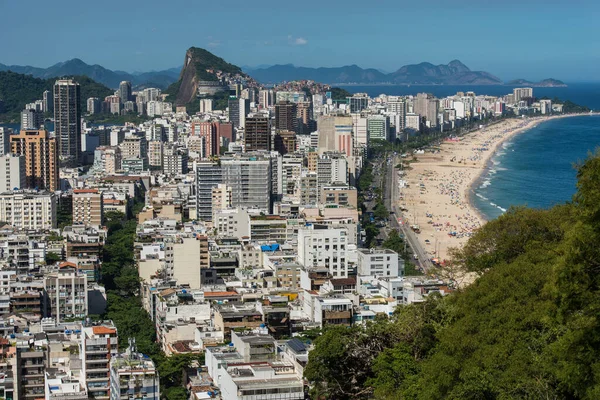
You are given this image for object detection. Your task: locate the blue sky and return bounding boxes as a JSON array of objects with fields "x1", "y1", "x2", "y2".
[{"x1": 2, "y1": 0, "x2": 599, "y2": 81}]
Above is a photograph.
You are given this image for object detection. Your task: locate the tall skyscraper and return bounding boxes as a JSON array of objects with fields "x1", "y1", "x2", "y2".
[
  {"x1": 20, "y1": 108, "x2": 43, "y2": 130},
  {"x1": 221, "y1": 155, "x2": 272, "y2": 214},
  {"x1": 228, "y1": 98, "x2": 249, "y2": 129},
  {"x1": 118, "y1": 81, "x2": 132, "y2": 103},
  {"x1": 347, "y1": 94, "x2": 369, "y2": 113},
  {"x1": 87, "y1": 97, "x2": 100, "y2": 114},
  {"x1": 244, "y1": 115, "x2": 271, "y2": 152},
  {"x1": 367, "y1": 115, "x2": 390, "y2": 141},
  {"x1": 10, "y1": 129, "x2": 59, "y2": 191},
  {"x1": 42, "y1": 90, "x2": 53, "y2": 113},
  {"x1": 192, "y1": 121, "x2": 220, "y2": 158},
  {"x1": 196, "y1": 162, "x2": 222, "y2": 221},
  {"x1": 317, "y1": 115, "x2": 353, "y2": 157},
  {"x1": 275, "y1": 101, "x2": 298, "y2": 132},
  {"x1": 228, "y1": 97, "x2": 240, "y2": 128},
  {"x1": 54, "y1": 79, "x2": 81, "y2": 165},
  {"x1": 0, "y1": 127, "x2": 11, "y2": 156}
]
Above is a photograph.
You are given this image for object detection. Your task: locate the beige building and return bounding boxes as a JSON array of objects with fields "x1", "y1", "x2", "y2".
[
  {"x1": 317, "y1": 115, "x2": 353, "y2": 157},
  {"x1": 211, "y1": 184, "x2": 232, "y2": 221},
  {"x1": 148, "y1": 140, "x2": 163, "y2": 169},
  {"x1": 0, "y1": 190, "x2": 56, "y2": 229},
  {"x1": 73, "y1": 189, "x2": 103, "y2": 226},
  {"x1": 321, "y1": 184, "x2": 358, "y2": 208},
  {"x1": 10, "y1": 129, "x2": 59, "y2": 191},
  {"x1": 94, "y1": 146, "x2": 121, "y2": 174},
  {"x1": 43, "y1": 262, "x2": 88, "y2": 322}
]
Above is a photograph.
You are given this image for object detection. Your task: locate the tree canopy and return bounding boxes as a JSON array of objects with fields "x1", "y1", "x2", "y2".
[{"x1": 305, "y1": 150, "x2": 600, "y2": 399}]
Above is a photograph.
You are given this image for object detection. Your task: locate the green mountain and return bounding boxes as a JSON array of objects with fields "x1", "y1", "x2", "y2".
[
  {"x1": 304, "y1": 151, "x2": 600, "y2": 399},
  {"x1": 0, "y1": 58, "x2": 180, "y2": 89},
  {"x1": 165, "y1": 47, "x2": 246, "y2": 106},
  {"x1": 0, "y1": 70, "x2": 113, "y2": 122}
]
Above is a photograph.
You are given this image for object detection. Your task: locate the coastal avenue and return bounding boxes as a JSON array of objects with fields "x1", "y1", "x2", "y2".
[{"x1": 385, "y1": 154, "x2": 433, "y2": 273}]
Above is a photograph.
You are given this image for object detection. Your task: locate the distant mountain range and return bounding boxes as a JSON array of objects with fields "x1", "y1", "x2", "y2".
[
  {"x1": 1, "y1": 55, "x2": 568, "y2": 91},
  {"x1": 245, "y1": 60, "x2": 506, "y2": 85},
  {"x1": 0, "y1": 59, "x2": 180, "y2": 89},
  {"x1": 506, "y1": 78, "x2": 567, "y2": 87}
]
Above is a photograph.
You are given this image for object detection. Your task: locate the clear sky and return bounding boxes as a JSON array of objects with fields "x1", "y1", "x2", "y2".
[{"x1": 2, "y1": 0, "x2": 599, "y2": 81}]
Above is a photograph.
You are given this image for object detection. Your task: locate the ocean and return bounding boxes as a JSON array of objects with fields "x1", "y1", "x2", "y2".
[{"x1": 341, "y1": 83, "x2": 600, "y2": 220}]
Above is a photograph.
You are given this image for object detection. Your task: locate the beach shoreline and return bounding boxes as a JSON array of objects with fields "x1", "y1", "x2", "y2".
[{"x1": 398, "y1": 112, "x2": 595, "y2": 266}]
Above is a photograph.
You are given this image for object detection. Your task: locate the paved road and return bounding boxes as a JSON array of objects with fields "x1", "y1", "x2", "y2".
[{"x1": 385, "y1": 154, "x2": 433, "y2": 274}]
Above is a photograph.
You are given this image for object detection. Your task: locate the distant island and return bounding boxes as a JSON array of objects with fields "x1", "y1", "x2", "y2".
[{"x1": 506, "y1": 78, "x2": 567, "y2": 87}]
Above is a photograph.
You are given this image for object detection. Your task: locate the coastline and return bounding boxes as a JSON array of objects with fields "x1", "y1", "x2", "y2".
[
  {"x1": 399, "y1": 113, "x2": 595, "y2": 265},
  {"x1": 469, "y1": 112, "x2": 599, "y2": 222}
]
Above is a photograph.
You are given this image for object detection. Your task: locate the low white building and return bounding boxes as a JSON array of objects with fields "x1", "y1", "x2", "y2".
[
  {"x1": 298, "y1": 225, "x2": 349, "y2": 278},
  {"x1": 357, "y1": 248, "x2": 401, "y2": 278}
]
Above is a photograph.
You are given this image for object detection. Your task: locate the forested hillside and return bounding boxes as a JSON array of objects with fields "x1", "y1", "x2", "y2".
[
  {"x1": 0, "y1": 71, "x2": 113, "y2": 122},
  {"x1": 305, "y1": 151, "x2": 600, "y2": 399}
]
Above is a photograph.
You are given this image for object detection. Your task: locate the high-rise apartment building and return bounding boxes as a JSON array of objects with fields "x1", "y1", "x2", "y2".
[
  {"x1": 54, "y1": 79, "x2": 81, "y2": 165},
  {"x1": 118, "y1": 81, "x2": 132, "y2": 103},
  {"x1": 274, "y1": 130, "x2": 297, "y2": 155},
  {"x1": 244, "y1": 115, "x2": 271, "y2": 151},
  {"x1": 43, "y1": 89, "x2": 53, "y2": 113},
  {"x1": 297, "y1": 101, "x2": 315, "y2": 134},
  {"x1": 44, "y1": 263, "x2": 88, "y2": 322},
  {"x1": 199, "y1": 98, "x2": 213, "y2": 113},
  {"x1": 73, "y1": 189, "x2": 103, "y2": 226},
  {"x1": 275, "y1": 101, "x2": 298, "y2": 132},
  {"x1": 196, "y1": 162, "x2": 222, "y2": 221},
  {"x1": 298, "y1": 225, "x2": 350, "y2": 278},
  {"x1": 0, "y1": 127, "x2": 11, "y2": 156},
  {"x1": 258, "y1": 89, "x2": 275, "y2": 109},
  {"x1": 163, "y1": 144, "x2": 188, "y2": 176},
  {"x1": 0, "y1": 154, "x2": 26, "y2": 192},
  {"x1": 148, "y1": 140, "x2": 163, "y2": 169},
  {"x1": 0, "y1": 190, "x2": 57, "y2": 230},
  {"x1": 192, "y1": 121, "x2": 220, "y2": 158},
  {"x1": 16, "y1": 347, "x2": 47, "y2": 399},
  {"x1": 317, "y1": 115, "x2": 353, "y2": 157},
  {"x1": 347, "y1": 94, "x2": 369, "y2": 113},
  {"x1": 87, "y1": 97, "x2": 101, "y2": 114},
  {"x1": 109, "y1": 341, "x2": 159, "y2": 400},
  {"x1": 228, "y1": 98, "x2": 250, "y2": 129},
  {"x1": 93, "y1": 146, "x2": 121, "y2": 175},
  {"x1": 10, "y1": 129, "x2": 59, "y2": 191},
  {"x1": 413, "y1": 93, "x2": 439, "y2": 128},
  {"x1": 221, "y1": 155, "x2": 272, "y2": 213},
  {"x1": 212, "y1": 183, "x2": 232, "y2": 220},
  {"x1": 367, "y1": 115, "x2": 390, "y2": 141},
  {"x1": 513, "y1": 87, "x2": 533, "y2": 103},
  {"x1": 21, "y1": 108, "x2": 43, "y2": 130},
  {"x1": 81, "y1": 322, "x2": 119, "y2": 399}
]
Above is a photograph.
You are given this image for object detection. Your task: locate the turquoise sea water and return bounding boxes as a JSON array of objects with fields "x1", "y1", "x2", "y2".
[{"x1": 472, "y1": 115, "x2": 600, "y2": 220}]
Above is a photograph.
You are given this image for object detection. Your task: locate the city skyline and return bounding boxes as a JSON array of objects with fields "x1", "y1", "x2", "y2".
[{"x1": 2, "y1": 0, "x2": 599, "y2": 82}]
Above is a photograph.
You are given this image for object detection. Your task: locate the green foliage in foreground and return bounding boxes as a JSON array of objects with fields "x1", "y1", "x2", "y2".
[{"x1": 305, "y1": 151, "x2": 600, "y2": 399}]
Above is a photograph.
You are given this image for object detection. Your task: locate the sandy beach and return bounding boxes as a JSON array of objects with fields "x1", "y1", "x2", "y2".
[{"x1": 397, "y1": 114, "x2": 587, "y2": 265}]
